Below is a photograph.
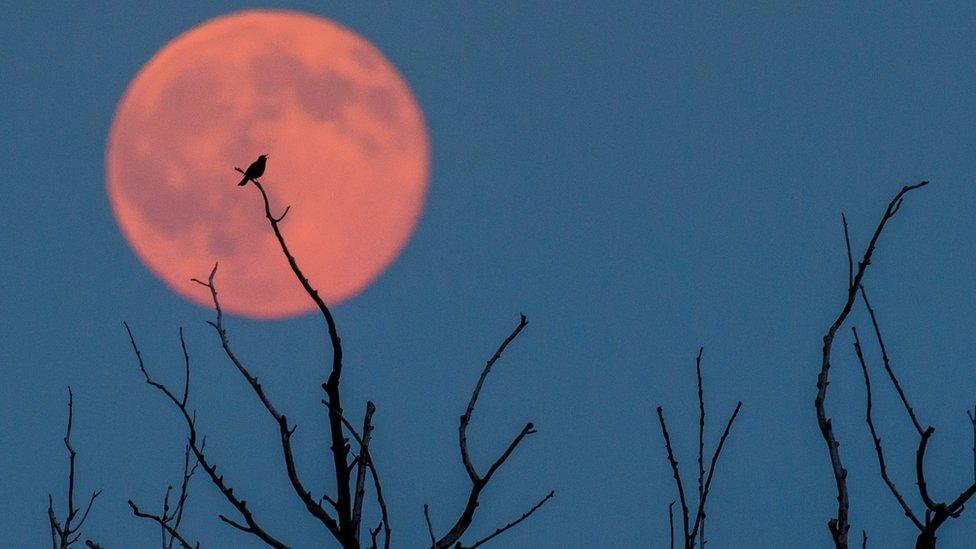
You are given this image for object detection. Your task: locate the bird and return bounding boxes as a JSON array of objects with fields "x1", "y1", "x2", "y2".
[{"x1": 238, "y1": 154, "x2": 268, "y2": 186}]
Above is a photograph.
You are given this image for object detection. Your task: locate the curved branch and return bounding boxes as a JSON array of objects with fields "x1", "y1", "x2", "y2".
[
  {"x1": 459, "y1": 490, "x2": 554, "y2": 549},
  {"x1": 816, "y1": 181, "x2": 928, "y2": 547},
  {"x1": 191, "y1": 265, "x2": 343, "y2": 540},
  {"x1": 916, "y1": 427, "x2": 941, "y2": 513},
  {"x1": 459, "y1": 315, "x2": 529, "y2": 484},
  {"x1": 688, "y1": 401, "x2": 742, "y2": 543},
  {"x1": 858, "y1": 285, "x2": 924, "y2": 435},
  {"x1": 851, "y1": 326, "x2": 923, "y2": 530},
  {"x1": 124, "y1": 322, "x2": 288, "y2": 549},
  {"x1": 429, "y1": 315, "x2": 545, "y2": 549},
  {"x1": 237, "y1": 170, "x2": 353, "y2": 541},
  {"x1": 657, "y1": 407, "x2": 689, "y2": 543},
  {"x1": 128, "y1": 500, "x2": 198, "y2": 549}
]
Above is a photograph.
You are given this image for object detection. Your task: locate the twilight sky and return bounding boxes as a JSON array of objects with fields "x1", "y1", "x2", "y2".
[{"x1": 4, "y1": 2, "x2": 976, "y2": 547}]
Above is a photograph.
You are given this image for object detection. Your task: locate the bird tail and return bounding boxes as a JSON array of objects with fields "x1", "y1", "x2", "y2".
[{"x1": 238, "y1": 177, "x2": 249, "y2": 186}]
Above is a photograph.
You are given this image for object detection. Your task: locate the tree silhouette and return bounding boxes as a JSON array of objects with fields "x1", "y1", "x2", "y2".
[
  {"x1": 815, "y1": 182, "x2": 976, "y2": 548},
  {"x1": 656, "y1": 348, "x2": 742, "y2": 549},
  {"x1": 113, "y1": 165, "x2": 553, "y2": 548},
  {"x1": 47, "y1": 388, "x2": 101, "y2": 549},
  {"x1": 47, "y1": 173, "x2": 976, "y2": 547}
]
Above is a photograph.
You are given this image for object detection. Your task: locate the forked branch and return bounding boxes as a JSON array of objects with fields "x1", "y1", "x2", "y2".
[
  {"x1": 850, "y1": 270, "x2": 976, "y2": 547},
  {"x1": 657, "y1": 350, "x2": 742, "y2": 549},
  {"x1": 124, "y1": 322, "x2": 287, "y2": 548},
  {"x1": 234, "y1": 167, "x2": 355, "y2": 545},
  {"x1": 816, "y1": 181, "x2": 928, "y2": 548},
  {"x1": 424, "y1": 315, "x2": 553, "y2": 548},
  {"x1": 191, "y1": 264, "x2": 345, "y2": 542},
  {"x1": 48, "y1": 388, "x2": 101, "y2": 549}
]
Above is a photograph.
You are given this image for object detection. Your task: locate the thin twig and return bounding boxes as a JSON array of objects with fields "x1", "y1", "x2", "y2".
[
  {"x1": 688, "y1": 402, "x2": 742, "y2": 544},
  {"x1": 657, "y1": 407, "x2": 689, "y2": 543},
  {"x1": 460, "y1": 490, "x2": 554, "y2": 549},
  {"x1": 858, "y1": 285, "x2": 923, "y2": 435},
  {"x1": 128, "y1": 501, "x2": 198, "y2": 549},
  {"x1": 192, "y1": 265, "x2": 343, "y2": 540},
  {"x1": 669, "y1": 501, "x2": 675, "y2": 549},
  {"x1": 695, "y1": 348, "x2": 705, "y2": 549},
  {"x1": 459, "y1": 315, "x2": 529, "y2": 485},
  {"x1": 427, "y1": 315, "x2": 547, "y2": 549},
  {"x1": 968, "y1": 407, "x2": 976, "y2": 484},
  {"x1": 842, "y1": 213, "x2": 853, "y2": 289},
  {"x1": 124, "y1": 322, "x2": 287, "y2": 548},
  {"x1": 352, "y1": 402, "x2": 377, "y2": 544},
  {"x1": 48, "y1": 388, "x2": 101, "y2": 549},
  {"x1": 423, "y1": 505, "x2": 436, "y2": 547},
  {"x1": 851, "y1": 326, "x2": 922, "y2": 530}
]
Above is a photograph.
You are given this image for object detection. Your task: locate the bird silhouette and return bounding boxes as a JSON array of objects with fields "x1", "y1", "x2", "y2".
[{"x1": 238, "y1": 154, "x2": 268, "y2": 186}]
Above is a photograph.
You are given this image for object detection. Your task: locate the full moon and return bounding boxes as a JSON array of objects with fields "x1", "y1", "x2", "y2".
[{"x1": 106, "y1": 10, "x2": 429, "y2": 319}]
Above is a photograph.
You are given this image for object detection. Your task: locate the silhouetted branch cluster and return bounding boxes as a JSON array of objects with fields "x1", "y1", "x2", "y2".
[
  {"x1": 47, "y1": 388, "x2": 102, "y2": 549},
  {"x1": 814, "y1": 182, "x2": 976, "y2": 548},
  {"x1": 58, "y1": 163, "x2": 976, "y2": 548},
  {"x1": 815, "y1": 182, "x2": 927, "y2": 548},
  {"x1": 657, "y1": 349, "x2": 742, "y2": 549},
  {"x1": 422, "y1": 314, "x2": 554, "y2": 549},
  {"x1": 112, "y1": 166, "x2": 551, "y2": 548},
  {"x1": 851, "y1": 287, "x2": 976, "y2": 549}
]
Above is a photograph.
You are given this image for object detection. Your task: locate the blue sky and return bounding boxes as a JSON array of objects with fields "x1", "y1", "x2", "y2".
[{"x1": 4, "y1": 2, "x2": 976, "y2": 547}]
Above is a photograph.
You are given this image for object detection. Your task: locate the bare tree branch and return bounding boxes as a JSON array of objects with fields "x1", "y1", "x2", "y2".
[
  {"x1": 423, "y1": 505, "x2": 436, "y2": 547},
  {"x1": 124, "y1": 322, "x2": 288, "y2": 548},
  {"x1": 322, "y1": 399, "x2": 391, "y2": 549},
  {"x1": 657, "y1": 407, "x2": 689, "y2": 543},
  {"x1": 851, "y1": 326, "x2": 922, "y2": 530},
  {"x1": 459, "y1": 315, "x2": 529, "y2": 485},
  {"x1": 424, "y1": 315, "x2": 548, "y2": 548},
  {"x1": 695, "y1": 348, "x2": 706, "y2": 548},
  {"x1": 459, "y1": 490, "x2": 554, "y2": 549},
  {"x1": 191, "y1": 265, "x2": 344, "y2": 541},
  {"x1": 816, "y1": 181, "x2": 928, "y2": 548},
  {"x1": 48, "y1": 388, "x2": 101, "y2": 549},
  {"x1": 847, "y1": 261, "x2": 976, "y2": 547},
  {"x1": 858, "y1": 285, "x2": 924, "y2": 435},
  {"x1": 129, "y1": 438, "x2": 200, "y2": 549},
  {"x1": 658, "y1": 348, "x2": 742, "y2": 549},
  {"x1": 352, "y1": 402, "x2": 376, "y2": 544},
  {"x1": 234, "y1": 169, "x2": 355, "y2": 544},
  {"x1": 128, "y1": 500, "x2": 199, "y2": 549},
  {"x1": 669, "y1": 501, "x2": 675, "y2": 549},
  {"x1": 688, "y1": 402, "x2": 742, "y2": 544},
  {"x1": 915, "y1": 428, "x2": 941, "y2": 513},
  {"x1": 968, "y1": 407, "x2": 976, "y2": 484}
]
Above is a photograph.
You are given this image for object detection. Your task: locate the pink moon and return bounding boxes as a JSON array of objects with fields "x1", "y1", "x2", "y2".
[{"x1": 106, "y1": 10, "x2": 429, "y2": 319}]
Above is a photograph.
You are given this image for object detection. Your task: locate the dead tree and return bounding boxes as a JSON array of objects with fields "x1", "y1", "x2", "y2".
[
  {"x1": 817, "y1": 182, "x2": 976, "y2": 547},
  {"x1": 851, "y1": 285, "x2": 976, "y2": 548},
  {"x1": 126, "y1": 328, "x2": 200, "y2": 549},
  {"x1": 657, "y1": 348, "x2": 742, "y2": 549},
  {"x1": 47, "y1": 388, "x2": 102, "y2": 549},
  {"x1": 815, "y1": 181, "x2": 927, "y2": 548},
  {"x1": 120, "y1": 164, "x2": 552, "y2": 548}
]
